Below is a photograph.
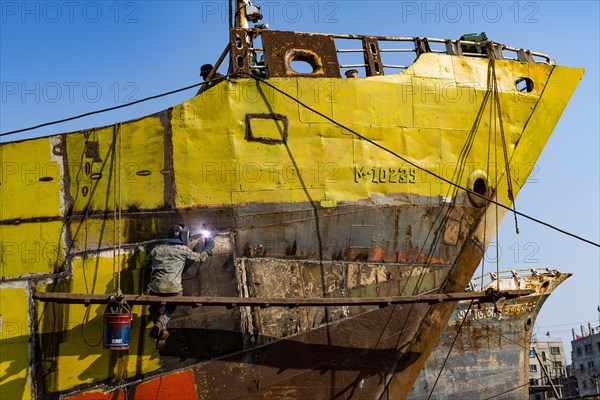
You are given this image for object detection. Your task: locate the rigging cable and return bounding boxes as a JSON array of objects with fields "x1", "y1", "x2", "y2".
[
  {"x1": 480, "y1": 63, "x2": 495, "y2": 291},
  {"x1": 490, "y1": 56, "x2": 520, "y2": 234},
  {"x1": 483, "y1": 382, "x2": 531, "y2": 400},
  {"x1": 487, "y1": 60, "x2": 502, "y2": 290},
  {"x1": 112, "y1": 124, "x2": 119, "y2": 294},
  {"x1": 470, "y1": 313, "x2": 600, "y2": 397},
  {"x1": 117, "y1": 122, "x2": 123, "y2": 295},
  {"x1": 0, "y1": 82, "x2": 203, "y2": 137},
  {"x1": 81, "y1": 128, "x2": 102, "y2": 347},
  {"x1": 426, "y1": 300, "x2": 474, "y2": 400},
  {"x1": 1, "y1": 73, "x2": 597, "y2": 248}
]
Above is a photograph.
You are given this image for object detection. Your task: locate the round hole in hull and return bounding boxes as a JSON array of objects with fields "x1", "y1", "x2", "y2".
[
  {"x1": 467, "y1": 170, "x2": 491, "y2": 207},
  {"x1": 516, "y1": 77, "x2": 534, "y2": 93},
  {"x1": 525, "y1": 316, "x2": 533, "y2": 331},
  {"x1": 473, "y1": 177, "x2": 487, "y2": 196},
  {"x1": 284, "y1": 49, "x2": 323, "y2": 76}
]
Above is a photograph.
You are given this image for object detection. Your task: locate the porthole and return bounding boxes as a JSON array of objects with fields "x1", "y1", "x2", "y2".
[
  {"x1": 467, "y1": 170, "x2": 491, "y2": 207},
  {"x1": 473, "y1": 178, "x2": 487, "y2": 196},
  {"x1": 290, "y1": 60, "x2": 314, "y2": 74},
  {"x1": 516, "y1": 77, "x2": 534, "y2": 93},
  {"x1": 525, "y1": 316, "x2": 533, "y2": 331},
  {"x1": 284, "y1": 49, "x2": 324, "y2": 75}
]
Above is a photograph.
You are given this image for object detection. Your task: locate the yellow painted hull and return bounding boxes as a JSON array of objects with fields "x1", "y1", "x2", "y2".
[{"x1": 0, "y1": 52, "x2": 582, "y2": 399}]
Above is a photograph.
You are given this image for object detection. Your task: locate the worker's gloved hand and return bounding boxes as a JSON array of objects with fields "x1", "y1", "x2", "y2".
[
  {"x1": 199, "y1": 251, "x2": 209, "y2": 262},
  {"x1": 203, "y1": 237, "x2": 215, "y2": 256}
]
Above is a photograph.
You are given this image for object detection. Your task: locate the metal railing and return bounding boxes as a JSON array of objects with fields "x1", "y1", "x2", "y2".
[
  {"x1": 468, "y1": 268, "x2": 559, "y2": 292},
  {"x1": 230, "y1": 29, "x2": 553, "y2": 80},
  {"x1": 333, "y1": 35, "x2": 552, "y2": 76}
]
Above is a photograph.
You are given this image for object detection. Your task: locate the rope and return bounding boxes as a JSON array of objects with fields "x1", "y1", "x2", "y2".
[
  {"x1": 470, "y1": 316, "x2": 600, "y2": 396},
  {"x1": 480, "y1": 63, "x2": 496, "y2": 291},
  {"x1": 110, "y1": 123, "x2": 124, "y2": 299},
  {"x1": 486, "y1": 61, "x2": 502, "y2": 290},
  {"x1": 493, "y1": 83, "x2": 500, "y2": 290},
  {"x1": 112, "y1": 124, "x2": 118, "y2": 295},
  {"x1": 117, "y1": 122, "x2": 123, "y2": 296},
  {"x1": 483, "y1": 382, "x2": 531, "y2": 399},
  {"x1": 426, "y1": 300, "x2": 474, "y2": 399},
  {"x1": 489, "y1": 55, "x2": 520, "y2": 234},
  {"x1": 0, "y1": 82, "x2": 203, "y2": 137}
]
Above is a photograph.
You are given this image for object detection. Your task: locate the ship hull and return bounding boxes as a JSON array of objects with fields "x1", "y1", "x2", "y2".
[
  {"x1": 0, "y1": 31, "x2": 583, "y2": 399},
  {"x1": 408, "y1": 269, "x2": 570, "y2": 400}
]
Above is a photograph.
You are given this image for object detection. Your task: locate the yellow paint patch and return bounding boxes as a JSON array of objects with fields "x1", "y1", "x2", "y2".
[
  {"x1": 1, "y1": 221, "x2": 64, "y2": 278},
  {"x1": 37, "y1": 255, "x2": 159, "y2": 392},
  {"x1": 0, "y1": 136, "x2": 62, "y2": 220},
  {"x1": 0, "y1": 287, "x2": 31, "y2": 400},
  {"x1": 65, "y1": 117, "x2": 166, "y2": 213}
]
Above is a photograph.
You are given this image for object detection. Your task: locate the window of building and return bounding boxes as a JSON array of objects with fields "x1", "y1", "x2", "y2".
[
  {"x1": 553, "y1": 361, "x2": 562, "y2": 368},
  {"x1": 542, "y1": 351, "x2": 546, "y2": 361},
  {"x1": 577, "y1": 347, "x2": 583, "y2": 356},
  {"x1": 585, "y1": 344, "x2": 591, "y2": 353},
  {"x1": 580, "y1": 364, "x2": 585, "y2": 371},
  {"x1": 582, "y1": 380, "x2": 587, "y2": 389},
  {"x1": 529, "y1": 349, "x2": 535, "y2": 358},
  {"x1": 597, "y1": 342, "x2": 600, "y2": 351},
  {"x1": 550, "y1": 346, "x2": 560, "y2": 355},
  {"x1": 530, "y1": 364, "x2": 538, "y2": 372},
  {"x1": 588, "y1": 361, "x2": 595, "y2": 369}
]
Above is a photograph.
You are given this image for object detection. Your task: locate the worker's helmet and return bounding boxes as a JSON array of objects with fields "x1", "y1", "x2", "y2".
[
  {"x1": 200, "y1": 64, "x2": 213, "y2": 78},
  {"x1": 168, "y1": 224, "x2": 189, "y2": 245}
]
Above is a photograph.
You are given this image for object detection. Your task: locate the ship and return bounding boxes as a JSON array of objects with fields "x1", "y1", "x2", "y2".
[
  {"x1": 0, "y1": 1, "x2": 583, "y2": 399},
  {"x1": 408, "y1": 268, "x2": 571, "y2": 400}
]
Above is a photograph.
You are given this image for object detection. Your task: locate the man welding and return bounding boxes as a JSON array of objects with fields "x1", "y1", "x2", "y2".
[{"x1": 145, "y1": 224, "x2": 214, "y2": 349}]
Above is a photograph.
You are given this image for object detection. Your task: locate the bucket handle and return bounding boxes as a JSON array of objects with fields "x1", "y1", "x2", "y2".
[{"x1": 105, "y1": 294, "x2": 132, "y2": 315}]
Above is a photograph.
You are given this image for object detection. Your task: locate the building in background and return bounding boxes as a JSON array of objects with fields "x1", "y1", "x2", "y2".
[
  {"x1": 529, "y1": 340, "x2": 568, "y2": 399},
  {"x1": 571, "y1": 324, "x2": 600, "y2": 396}
]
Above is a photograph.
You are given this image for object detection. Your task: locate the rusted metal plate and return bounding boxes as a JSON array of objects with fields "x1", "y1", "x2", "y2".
[
  {"x1": 362, "y1": 36, "x2": 384, "y2": 76},
  {"x1": 262, "y1": 30, "x2": 341, "y2": 78},
  {"x1": 443, "y1": 217, "x2": 461, "y2": 245},
  {"x1": 230, "y1": 28, "x2": 252, "y2": 74}
]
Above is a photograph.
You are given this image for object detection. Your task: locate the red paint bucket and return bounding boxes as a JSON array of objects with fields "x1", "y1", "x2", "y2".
[{"x1": 103, "y1": 313, "x2": 133, "y2": 350}]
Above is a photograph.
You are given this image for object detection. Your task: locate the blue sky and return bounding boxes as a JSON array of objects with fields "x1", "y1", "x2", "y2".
[{"x1": 1, "y1": 1, "x2": 598, "y2": 364}]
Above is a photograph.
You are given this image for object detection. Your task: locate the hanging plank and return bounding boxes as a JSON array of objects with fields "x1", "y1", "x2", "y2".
[{"x1": 33, "y1": 289, "x2": 534, "y2": 308}]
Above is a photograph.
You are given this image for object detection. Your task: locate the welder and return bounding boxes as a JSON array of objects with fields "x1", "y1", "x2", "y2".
[{"x1": 144, "y1": 224, "x2": 214, "y2": 349}]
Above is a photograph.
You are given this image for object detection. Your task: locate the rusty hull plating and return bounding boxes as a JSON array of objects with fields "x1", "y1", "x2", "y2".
[{"x1": 408, "y1": 268, "x2": 571, "y2": 400}]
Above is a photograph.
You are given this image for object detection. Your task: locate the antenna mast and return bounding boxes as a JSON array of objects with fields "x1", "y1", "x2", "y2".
[
  {"x1": 236, "y1": 0, "x2": 249, "y2": 28},
  {"x1": 235, "y1": 0, "x2": 263, "y2": 28}
]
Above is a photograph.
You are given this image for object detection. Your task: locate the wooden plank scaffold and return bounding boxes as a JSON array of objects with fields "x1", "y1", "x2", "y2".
[{"x1": 33, "y1": 289, "x2": 534, "y2": 308}]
